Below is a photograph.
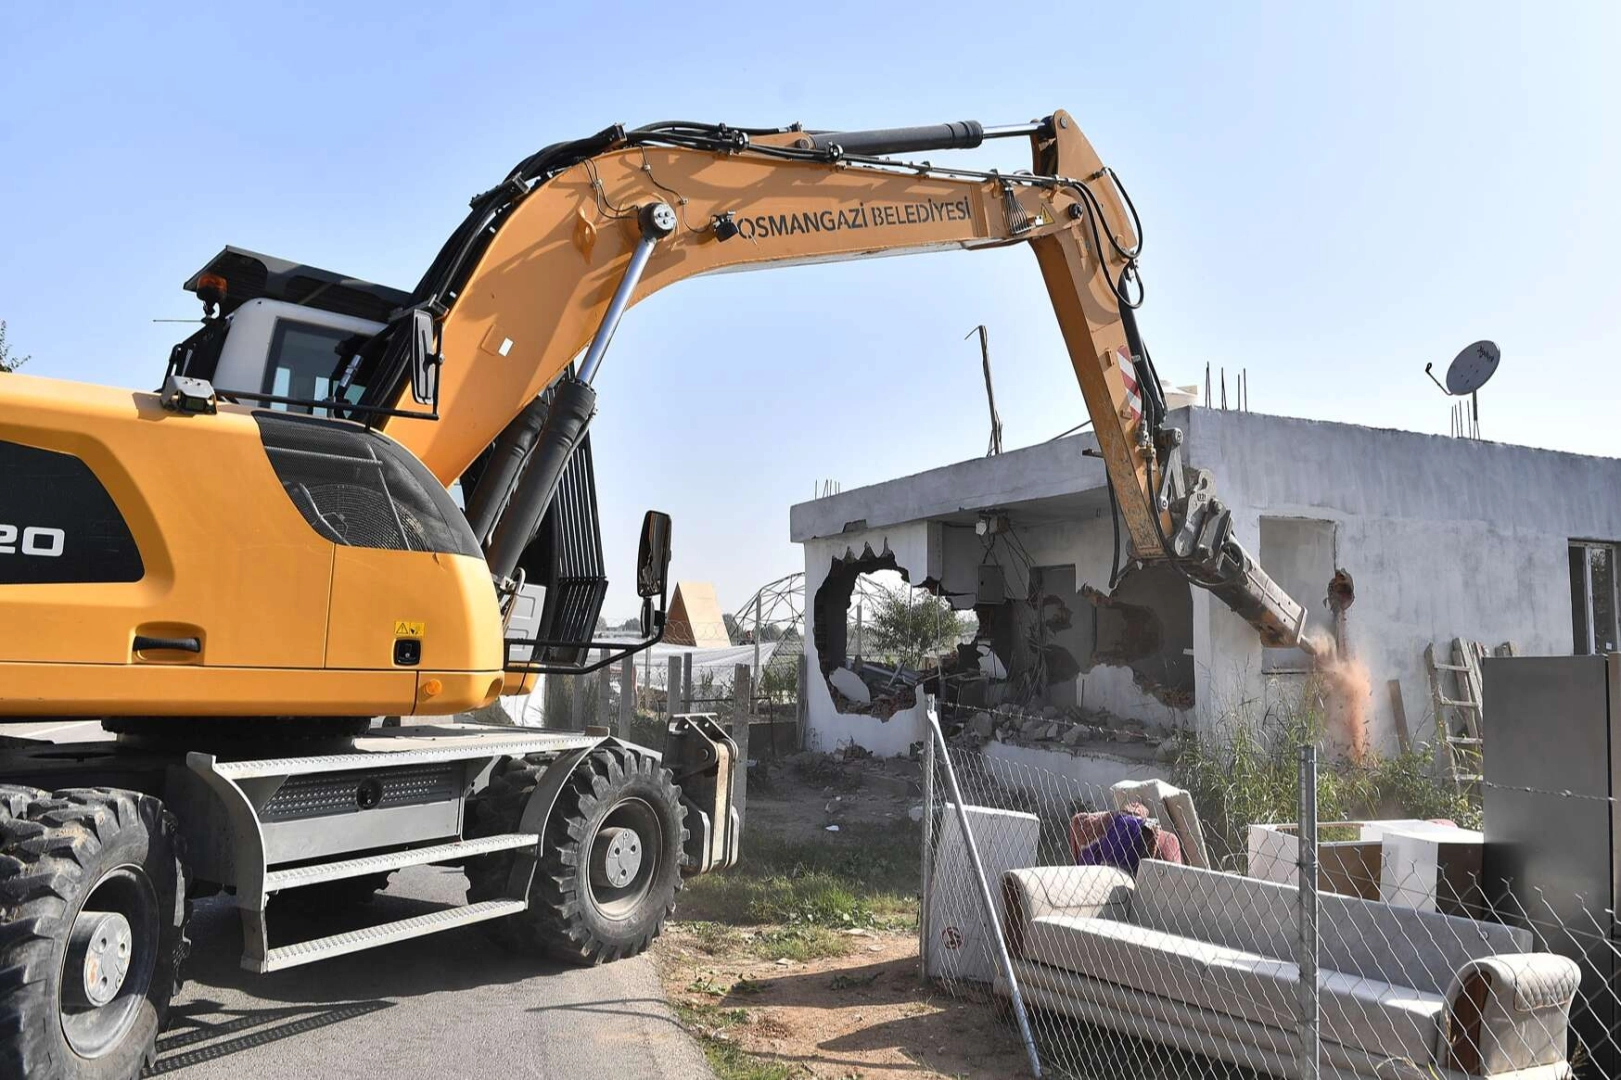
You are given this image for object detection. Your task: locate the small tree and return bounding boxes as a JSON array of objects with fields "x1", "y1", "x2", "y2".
[
  {"x1": 866, "y1": 586, "x2": 967, "y2": 669},
  {"x1": 0, "y1": 322, "x2": 28, "y2": 373}
]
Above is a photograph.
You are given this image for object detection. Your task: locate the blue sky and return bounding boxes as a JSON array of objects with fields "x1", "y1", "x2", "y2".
[{"x1": 2, "y1": 2, "x2": 1616, "y2": 621}]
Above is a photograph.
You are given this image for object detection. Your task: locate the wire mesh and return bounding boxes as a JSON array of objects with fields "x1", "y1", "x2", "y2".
[{"x1": 922, "y1": 700, "x2": 1606, "y2": 1080}]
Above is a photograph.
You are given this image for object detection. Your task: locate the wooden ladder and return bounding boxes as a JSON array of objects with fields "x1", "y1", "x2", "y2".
[{"x1": 1425, "y1": 638, "x2": 1516, "y2": 797}]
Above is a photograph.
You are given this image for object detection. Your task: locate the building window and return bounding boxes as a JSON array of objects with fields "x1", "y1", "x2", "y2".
[
  {"x1": 1570, "y1": 541, "x2": 1620, "y2": 654},
  {"x1": 1259, "y1": 517, "x2": 1337, "y2": 671}
]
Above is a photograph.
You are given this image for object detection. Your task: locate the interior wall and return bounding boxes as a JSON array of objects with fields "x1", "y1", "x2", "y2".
[{"x1": 937, "y1": 515, "x2": 1192, "y2": 729}]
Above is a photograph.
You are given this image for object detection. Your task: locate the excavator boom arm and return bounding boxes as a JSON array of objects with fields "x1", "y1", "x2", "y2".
[{"x1": 359, "y1": 111, "x2": 1313, "y2": 654}]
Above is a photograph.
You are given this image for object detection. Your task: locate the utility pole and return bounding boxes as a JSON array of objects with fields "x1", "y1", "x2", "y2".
[{"x1": 966, "y1": 325, "x2": 1004, "y2": 456}]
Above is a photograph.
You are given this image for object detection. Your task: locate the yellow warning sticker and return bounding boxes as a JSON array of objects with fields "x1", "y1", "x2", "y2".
[{"x1": 394, "y1": 621, "x2": 426, "y2": 638}]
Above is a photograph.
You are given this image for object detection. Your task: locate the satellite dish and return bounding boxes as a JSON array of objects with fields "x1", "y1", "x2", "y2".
[{"x1": 1444, "y1": 340, "x2": 1500, "y2": 395}]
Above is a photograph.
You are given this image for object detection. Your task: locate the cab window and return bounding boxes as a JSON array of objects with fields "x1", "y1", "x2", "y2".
[{"x1": 263, "y1": 321, "x2": 364, "y2": 416}]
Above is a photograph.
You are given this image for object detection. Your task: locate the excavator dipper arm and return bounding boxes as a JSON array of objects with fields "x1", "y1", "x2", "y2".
[{"x1": 352, "y1": 111, "x2": 1312, "y2": 654}]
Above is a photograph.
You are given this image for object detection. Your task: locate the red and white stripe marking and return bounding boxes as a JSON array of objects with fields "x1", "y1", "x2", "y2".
[{"x1": 1116, "y1": 345, "x2": 1142, "y2": 422}]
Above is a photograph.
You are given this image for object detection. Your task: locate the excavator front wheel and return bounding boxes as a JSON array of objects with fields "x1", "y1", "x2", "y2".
[
  {"x1": 468, "y1": 747, "x2": 687, "y2": 965},
  {"x1": 0, "y1": 786, "x2": 189, "y2": 1080}
]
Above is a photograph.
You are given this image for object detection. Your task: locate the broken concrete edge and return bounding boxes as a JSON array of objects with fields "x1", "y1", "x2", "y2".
[
  {"x1": 807, "y1": 530, "x2": 1198, "y2": 741},
  {"x1": 944, "y1": 701, "x2": 1181, "y2": 764}
]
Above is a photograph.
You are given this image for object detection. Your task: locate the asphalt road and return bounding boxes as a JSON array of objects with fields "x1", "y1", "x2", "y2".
[{"x1": 3, "y1": 722, "x2": 713, "y2": 1080}]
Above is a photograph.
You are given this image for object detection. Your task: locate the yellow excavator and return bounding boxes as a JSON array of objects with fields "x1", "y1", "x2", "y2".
[{"x1": 0, "y1": 110, "x2": 1314, "y2": 1079}]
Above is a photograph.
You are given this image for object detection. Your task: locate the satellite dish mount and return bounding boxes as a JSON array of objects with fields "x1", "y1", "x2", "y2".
[{"x1": 1425, "y1": 340, "x2": 1500, "y2": 438}]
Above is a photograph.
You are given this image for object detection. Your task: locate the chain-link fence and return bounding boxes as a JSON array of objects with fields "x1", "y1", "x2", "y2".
[
  {"x1": 495, "y1": 646, "x2": 808, "y2": 758},
  {"x1": 920, "y1": 700, "x2": 1612, "y2": 1079}
]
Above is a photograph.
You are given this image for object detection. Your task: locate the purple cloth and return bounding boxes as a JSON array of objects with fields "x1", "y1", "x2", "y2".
[{"x1": 1076, "y1": 811, "x2": 1151, "y2": 874}]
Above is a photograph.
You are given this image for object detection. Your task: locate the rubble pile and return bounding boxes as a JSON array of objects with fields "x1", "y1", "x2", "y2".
[{"x1": 946, "y1": 702, "x2": 1180, "y2": 762}]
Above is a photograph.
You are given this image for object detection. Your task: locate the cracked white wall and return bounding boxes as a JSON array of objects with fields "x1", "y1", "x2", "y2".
[{"x1": 800, "y1": 522, "x2": 937, "y2": 756}]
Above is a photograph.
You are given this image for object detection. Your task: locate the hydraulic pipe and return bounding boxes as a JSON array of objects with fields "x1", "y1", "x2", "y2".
[
  {"x1": 577, "y1": 202, "x2": 676, "y2": 384},
  {"x1": 464, "y1": 394, "x2": 551, "y2": 546},
  {"x1": 981, "y1": 122, "x2": 1046, "y2": 139},
  {"x1": 483, "y1": 377, "x2": 597, "y2": 582},
  {"x1": 799, "y1": 121, "x2": 985, "y2": 156}
]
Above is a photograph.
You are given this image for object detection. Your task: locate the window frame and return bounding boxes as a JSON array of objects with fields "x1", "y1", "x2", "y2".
[
  {"x1": 1259, "y1": 515, "x2": 1339, "y2": 674},
  {"x1": 1570, "y1": 539, "x2": 1621, "y2": 655}
]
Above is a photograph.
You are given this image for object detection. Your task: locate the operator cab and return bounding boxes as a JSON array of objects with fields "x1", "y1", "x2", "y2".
[
  {"x1": 163, "y1": 247, "x2": 564, "y2": 666},
  {"x1": 167, "y1": 247, "x2": 410, "y2": 417}
]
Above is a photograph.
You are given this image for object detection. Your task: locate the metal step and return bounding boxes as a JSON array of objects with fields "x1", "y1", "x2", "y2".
[
  {"x1": 264, "y1": 833, "x2": 538, "y2": 892},
  {"x1": 258, "y1": 899, "x2": 527, "y2": 972},
  {"x1": 208, "y1": 726, "x2": 598, "y2": 779}
]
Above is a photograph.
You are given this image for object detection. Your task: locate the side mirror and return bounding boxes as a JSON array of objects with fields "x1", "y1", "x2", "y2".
[
  {"x1": 406, "y1": 308, "x2": 441, "y2": 406},
  {"x1": 637, "y1": 510, "x2": 672, "y2": 598}
]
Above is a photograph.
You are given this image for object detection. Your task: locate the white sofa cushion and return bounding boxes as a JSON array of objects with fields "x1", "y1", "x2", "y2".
[
  {"x1": 1025, "y1": 914, "x2": 1447, "y2": 1065},
  {"x1": 1132, "y1": 859, "x2": 1531, "y2": 995},
  {"x1": 1318, "y1": 968, "x2": 1446, "y2": 1067}
]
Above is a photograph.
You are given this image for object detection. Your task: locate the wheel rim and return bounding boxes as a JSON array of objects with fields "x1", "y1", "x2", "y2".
[
  {"x1": 59, "y1": 865, "x2": 159, "y2": 1059},
  {"x1": 585, "y1": 797, "x2": 662, "y2": 922}
]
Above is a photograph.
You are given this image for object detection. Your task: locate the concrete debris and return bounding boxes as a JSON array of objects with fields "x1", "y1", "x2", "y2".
[
  {"x1": 828, "y1": 666, "x2": 871, "y2": 704},
  {"x1": 908, "y1": 804, "x2": 925, "y2": 823},
  {"x1": 824, "y1": 825, "x2": 841, "y2": 832},
  {"x1": 943, "y1": 700, "x2": 1179, "y2": 760}
]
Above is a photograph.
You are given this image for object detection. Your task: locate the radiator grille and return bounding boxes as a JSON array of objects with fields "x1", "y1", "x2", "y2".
[
  {"x1": 260, "y1": 764, "x2": 460, "y2": 822},
  {"x1": 254, "y1": 411, "x2": 481, "y2": 558}
]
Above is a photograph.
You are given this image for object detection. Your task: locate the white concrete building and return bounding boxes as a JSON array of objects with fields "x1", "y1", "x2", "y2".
[{"x1": 791, "y1": 407, "x2": 1621, "y2": 759}]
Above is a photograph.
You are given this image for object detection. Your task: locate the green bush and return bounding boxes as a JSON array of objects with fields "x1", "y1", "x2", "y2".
[{"x1": 1172, "y1": 679, "x2": 1478, "y2": 865}]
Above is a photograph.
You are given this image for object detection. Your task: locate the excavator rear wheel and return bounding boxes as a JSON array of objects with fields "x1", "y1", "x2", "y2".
[
  {"x1": 0, "y1": 787, "x2": 189, "y2": 1080},
  {"x1": 467, "y1": 747, "x2": 687, "y2": 965}
]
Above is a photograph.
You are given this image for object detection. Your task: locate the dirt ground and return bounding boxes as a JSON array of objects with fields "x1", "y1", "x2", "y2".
[
  {"x1": 654, "y1": 752, "x2": 1030, "y2": 1080},
  {"x1": 657, "y1": 926, "x2": 1028, "y2": 1080}
]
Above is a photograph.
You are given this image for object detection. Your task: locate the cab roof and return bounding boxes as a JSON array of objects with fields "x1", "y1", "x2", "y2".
[{"x1": 184, "y1": 246, "x2": 412, "y2": 325}]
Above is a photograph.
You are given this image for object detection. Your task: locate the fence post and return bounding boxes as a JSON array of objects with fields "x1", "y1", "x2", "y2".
[
  {"x1": 753, "y1": 593, "x2": 763, "y2": 686},
  {"x1": 666, "y1": 656, "x2": 682, "y2": 723},
  {"x1": 731, "y1": 664, "x2": 751, "y2": 835},
  {"x1": 925, "y1": 702, "x2": 1042, "y2": 1078},
  {"x1": 570, "y1": 671, "x2": 586, "y2": 732},
  {"x1": 596, "y1": 650, "x2": 612, "y2": 729},
  {"x1": 682, "y1": 652, "x2": 694, "y2": 712},
  {"x1": 796, "y1": 652, "x2": 809, "y2": 751},
  {"x1": 618, "y1": 654, "x2": 635, "y2": 740},
  {"x1": 919, "y1": 700, "x2": 935, "y2": 985},
  {"x1": 1297, "y1": 743, "x2": 1320, "y2": 1080}
]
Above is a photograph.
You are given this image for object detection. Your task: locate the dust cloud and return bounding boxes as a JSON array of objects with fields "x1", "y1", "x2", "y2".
[{"x1": 1305, "y1": 631, "x2": 1371, "y2": 763}]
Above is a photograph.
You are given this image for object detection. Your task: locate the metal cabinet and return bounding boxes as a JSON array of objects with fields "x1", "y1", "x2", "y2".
[{"x1": 1482, "y1": 654, "x2": 1620, "y2": 1077}]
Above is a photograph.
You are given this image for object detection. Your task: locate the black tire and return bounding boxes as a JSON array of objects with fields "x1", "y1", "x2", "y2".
[
  {"x1": 0, "y1": 788, "x2": 189, "y2": 1080},
  {"x1": 467, "y1": 747, "x2": 687, "y2": 965},
  {"x1": 0, "y1": 784, "x2": 46, "y2": 824}
]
